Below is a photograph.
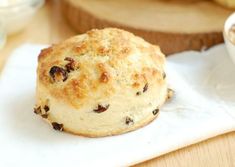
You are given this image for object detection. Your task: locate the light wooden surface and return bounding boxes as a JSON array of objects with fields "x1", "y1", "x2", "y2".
[
  {"x1": 0, "y1": 1, "x2": 234, "y2": 167},
  {"x1": 61, "y1": 0, "x2": 233, "y2": 54}
]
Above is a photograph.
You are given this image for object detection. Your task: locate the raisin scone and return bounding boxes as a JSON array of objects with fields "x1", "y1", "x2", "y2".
[{"x1": 35, "y1": 28, "x2": 168, "y2": 137}]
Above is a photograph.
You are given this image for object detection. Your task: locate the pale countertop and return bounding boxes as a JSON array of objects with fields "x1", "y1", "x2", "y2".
[{"x1": 0, "y1": 1, "x2": 234, "y2": 167}]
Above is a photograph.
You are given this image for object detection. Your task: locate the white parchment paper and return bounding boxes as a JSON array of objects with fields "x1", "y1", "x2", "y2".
[{"x1": 0, "y1": 44, "x2": 234, "y2": 167}]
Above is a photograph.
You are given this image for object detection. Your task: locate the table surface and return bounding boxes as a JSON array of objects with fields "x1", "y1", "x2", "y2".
[{"x1": 0, "y1": 1, "x2": 234, "y2": 167}]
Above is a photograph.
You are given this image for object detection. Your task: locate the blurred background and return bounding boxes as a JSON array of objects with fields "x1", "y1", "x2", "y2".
[{"x1": 0, "y1": 0, "x2": 234, "y2": 70}]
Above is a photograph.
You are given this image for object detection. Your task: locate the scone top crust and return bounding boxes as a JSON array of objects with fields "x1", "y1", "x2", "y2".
[{"x1": 37, "y1": 28, "x2": 165, "y2": 109}]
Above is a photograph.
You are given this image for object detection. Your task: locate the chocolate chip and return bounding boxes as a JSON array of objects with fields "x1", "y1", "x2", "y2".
[
  {"x1": 162, "y1": 72, "x2": 166, "y2": 79},
  {"x1": 49, "y1": 66, "x2": 68, "y2": 82},
  {"x1": 143, "y1": 83, "x2": 148, "y2": 93},
  {"x1": 152, "y1": 108, "x2": 159, "y2": 115},
  {"x1": 125, "y1": 117, "x2": 134, "y2": 125},
  {"x1": 136, "y1": 91, "x2": 141, "y2": 96},
  {"x1": 51, "y1": 122, "x2": 63, "y2": 131},
  {"x1": 93, "y1": 104, "x2": 110, "y2": 113},
  {"x1": 64, "y1": 57, "x2": 76, "y2": 72},
  {"x1": 41, "y1": 114, "x2": 48, "y2": 119},
  {"x1": 34, "y1": 106, "x2": 41, "y2": 114},
  {"x1": 44, "y1": 105, "x2": 49, "y2": 112}
]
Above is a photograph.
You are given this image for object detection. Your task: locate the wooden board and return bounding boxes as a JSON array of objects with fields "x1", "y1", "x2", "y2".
[{"x1": 61, "y1": 0, "x2": 233, "y2": 55}]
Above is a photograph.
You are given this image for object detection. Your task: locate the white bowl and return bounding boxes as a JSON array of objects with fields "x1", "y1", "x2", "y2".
[
  {"x1": 0, "y1": 19, "x2": 6, "y2": 49},
  {"x1": 224, "y1": 12, "x2": 235, "y2": 64},
  {"x1": 0, "y1": 0, "x2": 44, "y2": 35}
]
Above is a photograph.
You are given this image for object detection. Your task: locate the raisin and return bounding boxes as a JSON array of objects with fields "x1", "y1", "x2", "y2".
[
  {"x1": 162, "y1": 72, "x2": 166, "y2": 79},
  {"x1": 34, "y1": 106, "x2": 41, "y2": 114},
  {"x1": 167, "y1": 88, "x2": 174, "y2": 100},
  {"x1": 41, "y1": 114, "x2": 48, "y2": 119},
  {"x1": 125, "y1": 117, "x2": 134, "y2": 125},
  {"x1": 93, "y1": 104, "x2": 110, "y2": 113},
  {"x1": 143, "y1": 83, "x2": 148, "y2": 93},
  {"x1": 64, "y1": 57, "x2": 76, "y2": 72},
  {"x1": 49, "y1": 66, "x2": 68, "y2": 82},
  {"x1": 44, "y1": 105, "x2": 50, "y2": 112},
  {"x1": 152, "y1": 108, "x2": 159, "y2": 115},
  {"x1": 51, "y1": 122, "x2": 63, "y2": 131},
  {"x1": 64, "y1": 57, "x2": 74, "y2": 62}
]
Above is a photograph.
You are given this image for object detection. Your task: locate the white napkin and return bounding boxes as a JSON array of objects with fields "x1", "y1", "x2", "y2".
[{"x1": 0, "y1": 44, "x2": 234, "y2": 167}]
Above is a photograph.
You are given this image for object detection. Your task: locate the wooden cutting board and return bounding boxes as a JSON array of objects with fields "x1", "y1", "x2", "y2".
[{"x1": 61, "y1": 0, "x2": 233, "y2": 55}]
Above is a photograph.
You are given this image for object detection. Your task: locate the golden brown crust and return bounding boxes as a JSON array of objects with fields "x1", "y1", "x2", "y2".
[
  {"x1": 36, "y1": 28, "x2": 168, "y2": 137},
  {"x1": 37, "y1": 28, "x2": 165, "y2": 109},
  {"x1": 38, "y1": 47, "x2": 53, "y2": 61},
  {"x1": 100, "y1": 72, "x2": 110, "y2": 83}
]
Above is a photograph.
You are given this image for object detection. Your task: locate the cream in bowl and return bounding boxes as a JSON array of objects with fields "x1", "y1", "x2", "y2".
[
  {"x1": 224, "y1": 12, "x2": 235, "y2": 64},
  {"x1": 0, "y1": 0, "x2": 44, "y2": 35}
]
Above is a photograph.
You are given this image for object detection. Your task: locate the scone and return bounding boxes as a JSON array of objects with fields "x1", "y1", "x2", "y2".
[{"x1": 34, "y1": 28, "x2": 168, "y2": 137}]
